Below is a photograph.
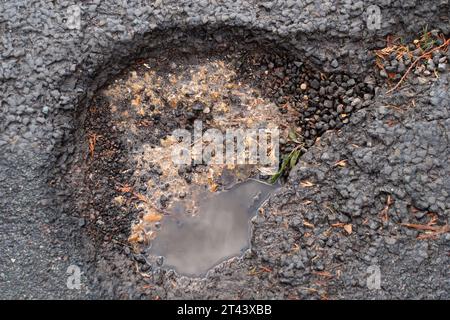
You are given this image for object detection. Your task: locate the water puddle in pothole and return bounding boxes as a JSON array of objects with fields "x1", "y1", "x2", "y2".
[{"x1": 148, "y1": 179, "x2": 277, "y2": 276}]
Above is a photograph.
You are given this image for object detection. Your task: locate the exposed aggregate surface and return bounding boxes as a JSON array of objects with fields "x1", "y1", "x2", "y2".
[{"x1": 0, "y1": 0, "x2": 449, "y2": 299}]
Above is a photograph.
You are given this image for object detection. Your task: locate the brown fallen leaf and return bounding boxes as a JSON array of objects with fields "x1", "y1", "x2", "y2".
[
  {"x1": 117, "y1": 184, "x2": 133, "y2": 193},
  {"x1": 207, "y1": 169, "x2": 218, "y2": 192},
  {"x1": 130, "y1": 83, "x2": 144, "y2": 93},
  {"x1": 343, "y1": 224, "x2": 352, "y2": 235},
  {"x1": 209, "y1": 182, "x2": 218, "y2": 192},
  {"x1": 332, "y1": 223, "x2": 352, "y2": 235},
  {"x1": 303, "y1": 220, "x2": 315, "y2": 228},
  {"x1": 143, "y1": 230, "x2": 156, "y2": 243},
  {"x1": 168, "y1": 97, "x2": 178, "y2": 108},
  {"x1": 88, "y1": 133, "x2": 98, "y2": 158},
  {"x1": 131, "y1": 95, "x2": 141, "y2": 107},
  {"x1": 290, "y1": 243, "x2": 300, "y2": 253},
  {"x1": 128, "y1": 233, "x2": 141, "y2": 243},
  {"x1": 143, "y1": 212, "x2": 163, "y2": 223}
]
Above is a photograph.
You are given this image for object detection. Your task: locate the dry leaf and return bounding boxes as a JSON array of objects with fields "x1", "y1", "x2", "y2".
[
  {"x1": 117, "y1": 184, "x2": 133, "y2": 193},
  {"x1": 331, "y1": 222, "x2": 344, "y2": 228},
  {"x1": 143, "y1": 212, "x2": 162, "y2": 223},
  {"x1": 344, "y1": 224, "x2": 352, "y2": 235},
  {"x1": 128, "y1": 233, "x2": 141, "y2": 243},
  {"x1": 334, "y1": 160, "x2": 347, "y2": 167},
  {"x1": 303, "y1": 220, "x2": 314, "y2": 228},
  {"x1": 131, "y1": 95, "x2": 141, "y2": 106},
  {"x1": 113, "y1": 195, "x2": 125, "y2": 206},
  {"x1": 133, "y1": 193, "x2": 148, "y2": 203},
  {"x1": 300, "y1": 180, "x2": 314, "y2": 187},
  {"x1": 143, "y1": 230, "x2": 156, "y2": 242},
  {"x1": 131, "y1": 83, "x2": 144, "y2": 93},
  {"x1": 210, "y1": 183, "x2": 218, "y2": 192},
  {"x1": 207, "y1": 169, "x2": 218, "y2": 192},
  {"x1": 160, "y1": 135, "x2": 176, "y2": 147},
  {"x1": 88, "y1": 133, "x2": 98, "y2": 158}
]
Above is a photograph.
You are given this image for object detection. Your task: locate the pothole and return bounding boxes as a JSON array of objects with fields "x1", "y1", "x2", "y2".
[{"x1": 66, "y1": 34, "x2": 375, "y2": 277}]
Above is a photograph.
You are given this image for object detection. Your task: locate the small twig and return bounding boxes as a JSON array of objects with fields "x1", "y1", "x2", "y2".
[
  {"x1": 312, "y1": 271, "x2": 333, "y2": 278},
  {"x1": 88, "y1": 133, "x2": 98, "y2": 158},
  {"x1": 379, "y1": 194, "x2": 393, "y2": 222},
  {"x1": 401, "y1": 223, "x2": 448, "y2": 232},
  {"x1": 387, "y1": 39, "x2": 450, "y2": 94}
]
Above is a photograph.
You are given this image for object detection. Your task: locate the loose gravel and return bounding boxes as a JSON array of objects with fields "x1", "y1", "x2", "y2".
[{"x1": 0, "y1": 0, "x2": 449, "y2": 299}]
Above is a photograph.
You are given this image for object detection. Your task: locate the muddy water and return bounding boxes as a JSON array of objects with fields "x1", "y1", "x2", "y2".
[{"x1": 149, "y1": 179, "x2": 277, "y2": 276}]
